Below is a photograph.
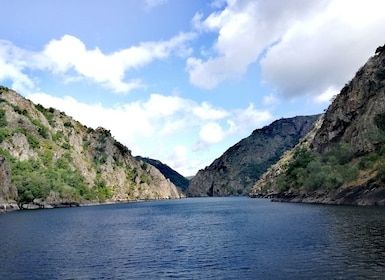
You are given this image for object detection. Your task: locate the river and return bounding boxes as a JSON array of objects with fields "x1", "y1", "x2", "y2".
[{"x1": 1, "y1": 197, "x2": 385, "y2": 279}]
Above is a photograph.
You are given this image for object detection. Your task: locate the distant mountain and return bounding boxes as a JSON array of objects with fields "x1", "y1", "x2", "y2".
[
  {"x1": 186, "y1": 115, "x2": 319, "y2": 197},
  {"x1": 0, "y1": 86, "x2": 184, "y2": 212},
  {"x1": 135, "y1": 156, "x2": 190, "y2": 192},
  {"x1": 250, "y1": 44, "x2": 385, "y2": 206}
]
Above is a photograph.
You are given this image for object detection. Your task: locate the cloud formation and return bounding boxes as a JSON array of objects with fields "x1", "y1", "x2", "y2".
[
  {"x1": 43, "y1": 33, "x2": 196, "y2": 93},
  {"x1": 187, "y1": 0, "x2": 325, "y2": 89},
  {"x1": 0, "y1": 40, "x2": 40, "y2": 94},
  {"x1": 187, "y1": 0, "x2": 385, "y2": 100},
  {"x1": 0, "y1": 33, "x2": 195, "y2": 94},
  {"x1": 261, "y1": 0, "x2": 385, "y2": 99}
]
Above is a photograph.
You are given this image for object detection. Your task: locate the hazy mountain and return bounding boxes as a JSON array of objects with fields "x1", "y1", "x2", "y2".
[{"x1": 187, "y1": 115, "x2": 319, "y2": 197}]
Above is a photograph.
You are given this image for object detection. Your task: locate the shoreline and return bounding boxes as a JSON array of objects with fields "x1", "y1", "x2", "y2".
[
  {"x1": 0, "y1": 197, "x2": 186, "y2": 213},
  {"x1": 251, "y1": 184, "x2": 385, "y2": 206}
]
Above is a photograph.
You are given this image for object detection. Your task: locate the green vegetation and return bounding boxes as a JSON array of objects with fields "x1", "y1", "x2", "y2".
[
  {"x1": 126, "y1": 167, "x2": 137, "y2": 183},
  {"x1": 280, "y1": 144, "x2": 358, "y2": 191},
  {"x1": 35, "y1": 104, "x2": 56, "y2": 127},
  {"x1": 63, "y1": 121, "x2": 73, "y2": 128},
  {"x1": 94, "y1": 176, "x2": 113, "y2": 200},
  {"x1": 0, "y1": 86, "x2": 9, "y2": 92},
  {"x1": 0, "y1": 89, "x2": 171, "y2": 205},
  {"x1": 32, "y1": 119, "x2": 49, "y2": 139},
  {"x1": 27, "y1": 134, "x2": 40, "y2": 149},
  {"x1": 0, "y1": 148, "x2": 97, "y2": 205},
  {"x1": 0, "y1": 109, "x2": 7, "y2": 127},
  {"x1": 0, "y1": 128, "x2": 11, "y2": 143},
  {"x1": 280, "y1": 112, "x2": 385, "y2": 192}
]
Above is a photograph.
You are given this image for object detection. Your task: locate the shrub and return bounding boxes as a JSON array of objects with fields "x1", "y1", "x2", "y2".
[
  {"x1": 27, "y1": 134, "x2": 40, "y2": 149},
  {"x1": 64, "y1": 121, "x2": 73, "y2": 128},
  {"x1": 0, "y1": 109, "x2": 7, "y2": 127},
  {"x1": 283, "y1": 144, "x2": 358, "y2": 191},
  {"x1": 0, "y1": 128, "x2": 11, "y2": 143},
  {"x1": 32, "y1": 119, "x2": 49, "y2": 139}
]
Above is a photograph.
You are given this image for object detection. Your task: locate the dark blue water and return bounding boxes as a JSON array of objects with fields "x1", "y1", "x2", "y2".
[{"x1": 1, "y1": 197, "x2": 385, "y2": 279}]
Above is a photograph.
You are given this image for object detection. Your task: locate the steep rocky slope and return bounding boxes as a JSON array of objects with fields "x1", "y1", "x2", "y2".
[
  {"x1": 135, "y1": 156, "x2": 190, "y2": 192},
  {"x1": 187, "y1": 115, "x2": 319, "y2": 197},
  {"x1": 0, "y1": 86, "x2": 184, "y2": 211},
  {"x1": 250, "y1": 45, "x2": 385, "y2": 206}
]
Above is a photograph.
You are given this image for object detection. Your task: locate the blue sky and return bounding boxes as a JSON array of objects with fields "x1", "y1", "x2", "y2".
[{"x1": 1, "y1": 0, "x2": 385, "y2": 176}]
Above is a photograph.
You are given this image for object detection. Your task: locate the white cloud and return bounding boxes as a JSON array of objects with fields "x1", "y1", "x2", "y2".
[
  {"x1": 27, "y1": 92, "x2": 272, "y2": 176},
  {"x1": 42, "y1": 34, "x2": 195, "y2": 93},
  {"x1": 0, "y1": 40, "x2": 40, "y2": 93},
  {"x1": 263, "y1": 94, "x2": 279, "y2": 106},
  {"x1": 0, "y1": 33, "x2": 195, "y2": 95},
  {"x1": 314, "y1": 87, "x2": 339, "y2": 104},
  {"x1": 192, "y1": 102, "x2": 228, "y2": 120},
  {"x1": 187, "y1": 0, "x2": 385, "y2": 99},
  {"x1": 231, "y1": 103, "x2": 272, "y2": 131},
  {"x1": 199, "y1": 122, "x2": 225, "y2": 144},
  {"x1": 261, "y1": 0, "x2": 385, "y2": 99},
  {"x1": 187, "y1": 0, "x2": 326, "y2": 89}
]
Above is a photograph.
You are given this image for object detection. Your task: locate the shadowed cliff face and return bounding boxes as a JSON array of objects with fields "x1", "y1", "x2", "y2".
[
  {"x1": 250, "y1": 45, "x2": 385, "y2": 205},
  {"x1": 186, "y1": 115, "x2": 319, "y2": 197},
  {"x1": 0, "y1": 86, "x2": 184, "y2": 210}
]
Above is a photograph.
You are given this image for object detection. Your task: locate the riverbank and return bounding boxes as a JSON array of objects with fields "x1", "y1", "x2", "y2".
[
  {"x1": 0, "y1": 197, "x2": 186, "y2": 213},
  {"x1": 252, "y1": 184, "x2": 385, "y2": 206}
]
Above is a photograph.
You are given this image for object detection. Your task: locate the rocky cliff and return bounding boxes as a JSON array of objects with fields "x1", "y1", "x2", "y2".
[
  {"x1": 187, "y1": 115, "x2": 319, "y2": 197},
  {"x1": 0, "y1": 86, "x2": 184, "y2": 211},
  {"x1": 250, "y1": 45, "x2": 385, "y2": 206}
]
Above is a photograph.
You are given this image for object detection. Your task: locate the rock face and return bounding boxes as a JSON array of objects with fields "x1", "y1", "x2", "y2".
[
  {"x1": 0, "y1": 86, "x2": 184, "y2": 210},
  {"x1": 311, "y1": 51, "x2": 385, "y2": 155},
  {"x1": 250, "y1": 45, "x2": 385, "y2": 205},
  {"x1": 187, "y1": 115, "x2": 319, "y2": 197}
]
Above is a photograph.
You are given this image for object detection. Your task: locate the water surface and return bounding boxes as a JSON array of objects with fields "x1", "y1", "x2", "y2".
[{"x1": 1, "y1": 197, "x2": 385, "y2": 279}]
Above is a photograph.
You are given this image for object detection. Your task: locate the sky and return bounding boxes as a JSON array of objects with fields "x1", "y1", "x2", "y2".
[{"x1": 1, "y1": 0, "x2": 385, "y2": 176}]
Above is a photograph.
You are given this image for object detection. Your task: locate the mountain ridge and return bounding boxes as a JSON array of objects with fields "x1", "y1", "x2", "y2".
[
  {"x1": 187, "y1": 114, "x2": 319, "y2": 197},
  {"x1": 250, "y1": 44, "x2": 385, "y2": 206},
  {"x1": 0, "y1": 86, "x2": 184, "y2": 212},
  {"x1": 135, "y1": 156, "x2": 190, "y2": 192}
]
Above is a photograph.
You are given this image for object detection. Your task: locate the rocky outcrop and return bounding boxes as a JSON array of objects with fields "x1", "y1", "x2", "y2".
[
  {"x1": 187, "y1": 115, "x2": 319, "y2": 197},
  {"x1": 311, "y1": 55, "x2": 385, "y2": 155},
  {"x1": 250, "y1": 44, "x2": 385, "y2": 205},
  {"x1": 0, "y1": 86, "x2": 184, "y2": 210}
]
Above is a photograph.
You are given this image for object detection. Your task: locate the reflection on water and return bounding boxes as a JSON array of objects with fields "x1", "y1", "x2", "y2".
[{"x1": 0, "y1": 198, "x2": 385, "y2": 279}]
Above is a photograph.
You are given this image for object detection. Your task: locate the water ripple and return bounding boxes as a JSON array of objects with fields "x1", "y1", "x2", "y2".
[{"x1": 1, "y1": 198, "x2": 385, "y2": 279}]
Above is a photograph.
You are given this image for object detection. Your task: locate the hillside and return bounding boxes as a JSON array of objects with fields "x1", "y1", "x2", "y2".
[
  {"x1": 250, "y1": 45, "x2": 385, "y2": 206},
  {"x1": 0, "y1": 86, "x2": 184, "y2": 212},
  {"x1": 186, "y1": 115, "x2": 319, "y2": 197},
  {"x1": 135, "y1": 156, "x2": 190, "y2": 192}
]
